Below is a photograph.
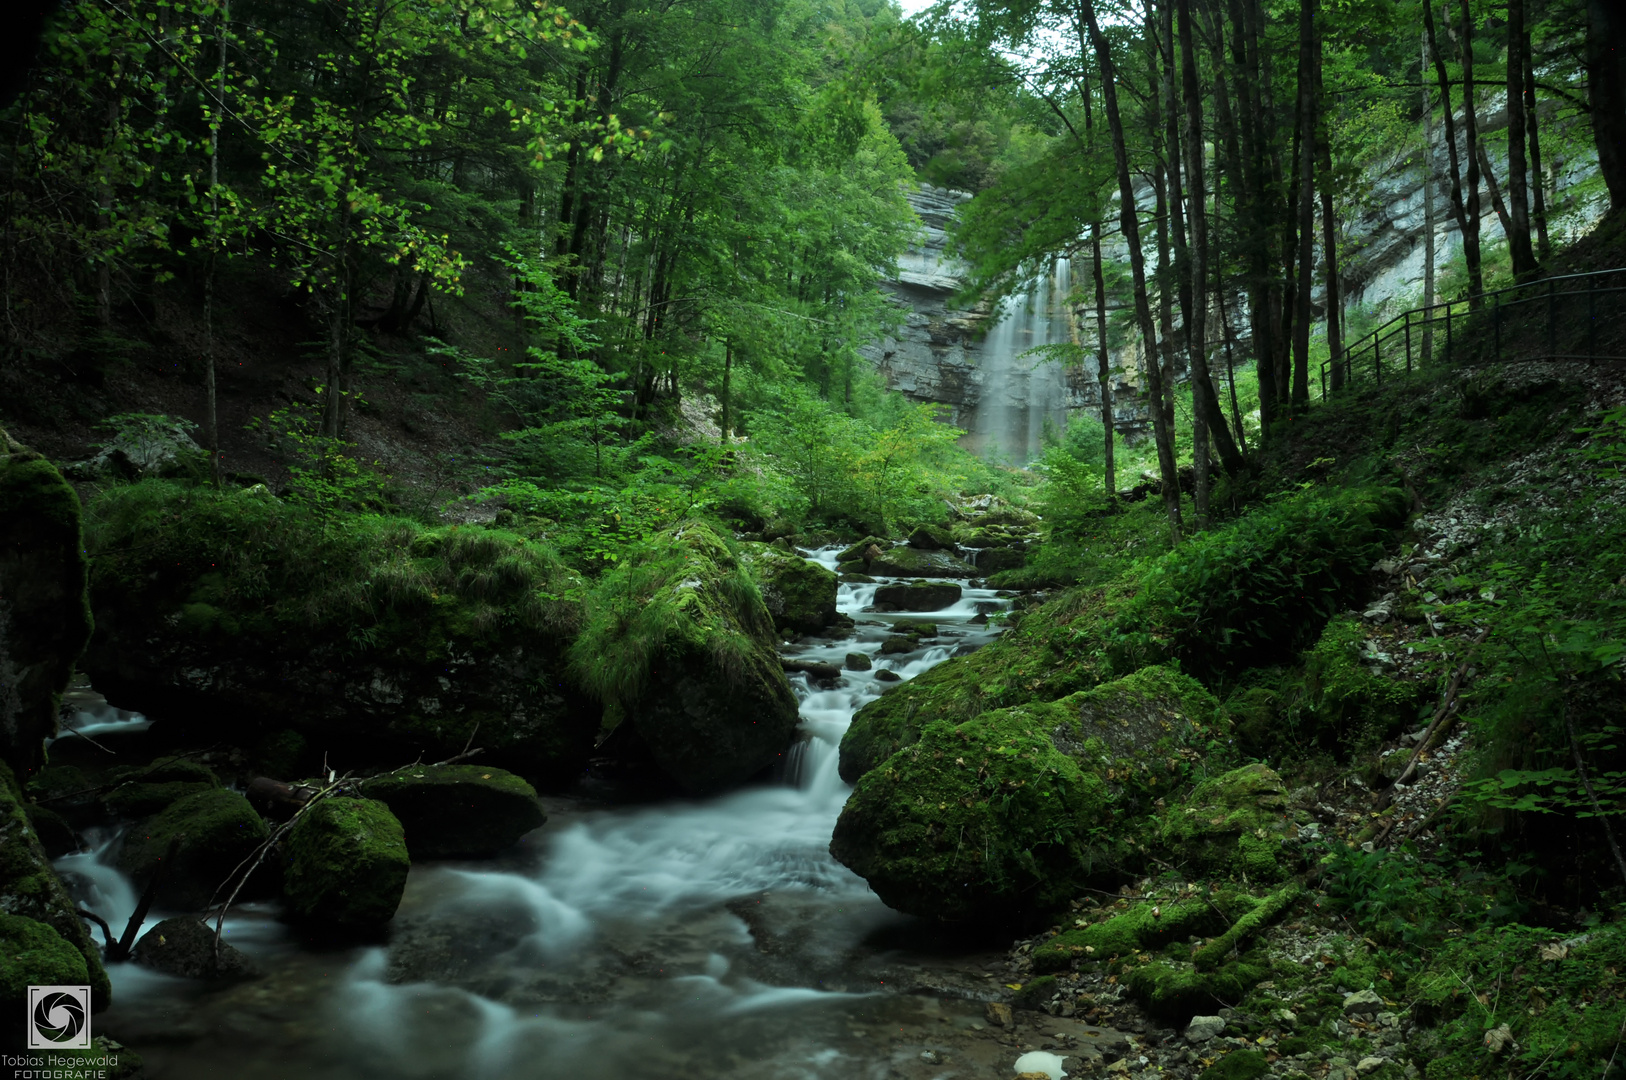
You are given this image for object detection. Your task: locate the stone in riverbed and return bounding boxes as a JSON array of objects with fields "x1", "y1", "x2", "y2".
[
  {"x1": 972, "y1": 547, "x2": 1026, "y2": 574},
  {"x1": 739, "y1": 543, "x2": 839, "y2": 635},
  {"x1": 116, "y1": 788, "x2": 271, "y2": 910},
  {"x1": 879, "y1": 636, "x2": 917, "y2": 655},
  {"x1": 865, "y1": 547, "x2": 977, "y2": 579},
  {"x1": 873, "y1": 582, "x2": 962, "y2": 611},
  {"x1": 282, "y1": 797, "x2": 409, "y2": 929},
  {"x1": 907, "y1": 525, "x2": 956, "y2": 551},
  {"x1": 1185, "y1": 1014, "x2": 1226, "y2": 1042},
  {"x1": 359, "y1": 764, "x2": 545, "y2": 859},
  {"x1": 131, "y1": 916, "x2": 260, "y2": 980},
  {"x1": 844, "y1": 652, "x2": 872, "y2": 671}
]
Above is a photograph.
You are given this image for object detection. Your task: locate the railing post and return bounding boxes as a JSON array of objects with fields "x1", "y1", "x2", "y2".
[
  {"x1": 1405, "y1": 311, "x2": 1412, "y2": 374},
  {"x1": 1547, "y1": 280, "x2": 1556, "y2": 356}
]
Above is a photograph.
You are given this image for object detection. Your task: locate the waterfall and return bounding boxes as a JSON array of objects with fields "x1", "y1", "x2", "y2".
[{"x1": 969, "y1": 259, "x2": 1074, "y2": 464}]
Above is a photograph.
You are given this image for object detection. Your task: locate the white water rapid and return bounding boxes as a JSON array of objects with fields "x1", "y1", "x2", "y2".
[
  {"x1": 968, "y1": 260, "x2": 1074, "y2": 464},
  {"x1": 72, "y1": 550, "x2": 1026, "y2": 1080}
]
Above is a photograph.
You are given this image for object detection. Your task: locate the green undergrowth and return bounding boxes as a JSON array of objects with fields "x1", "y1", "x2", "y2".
[{"x1": 85, "y1": 479, "x2": 584, "y2": 659}]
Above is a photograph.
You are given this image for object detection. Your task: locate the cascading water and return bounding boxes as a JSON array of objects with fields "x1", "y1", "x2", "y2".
[
  {"x1": 69, "y1": 553, "x2": 1041, "y2": 1080},
  {"x1": 968, "y1": 259, "x2": 1075, "y2": 464}
]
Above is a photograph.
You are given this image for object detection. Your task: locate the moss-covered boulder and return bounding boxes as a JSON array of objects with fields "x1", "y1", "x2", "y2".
[
  {"x1": 866, "y1": 546, "x2": 977, "y2": 579},
  {"x1": 116, "y1": 788, "x2": 270, "y2": 909},
  {"x1": 831, "y1": 668, "x2": 1228, "y2": 922},
  {"x1": 0, "y1": 428, "x2": 93, "y2": 775},
  {"x1": 873, "y1": 582, "x2": 962, "y2": 612},
  {"x1": 0, "y1": 913, "x2": 90, "y2": 1047},
  {"x1": 0, "y1": 761, "x2": 109, "y2": 1008},
  {"x1": 282, "y1": 797, "x2": 409, "y2": 929},
  {"x1": 571, "y1": 522, "x2": 800, "y2": 794},
  {"x1": 360, "y1": 764, "x2": 545, "y2": 859},
  {"x1": 1124, "y1": 957, "x2": 1271, "y2": 1021},
  {"x1": 1302, "y1": 615, "x2": 1430, "y2": 750},
  {"x1": 1159, "y1": 764, "x2": 1293, "y2": 882},
  {"x1": 1032, "y1": 897, "x2": 1231, "y2": 973},
  {"x1": 130, "y1": 915, "x2": 259, "y2": 980},
  {"x1": 80, "y1": 481, "x2": 597, "y2": 784},
  {"x1": 739, "y1": 543, "x2": 839, "y2": 636},
  {"x1": 907, "y1": 525, "x2": 956, "y2": 550},
  {"x1": 102, "y1": 756, "x2": 220, "y2": 819}
]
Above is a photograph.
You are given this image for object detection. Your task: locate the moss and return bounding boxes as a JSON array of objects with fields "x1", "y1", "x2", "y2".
[
  {"x1": 0, "y1": 760, "x2": 110, "y2": 1008},
  {"x1": 25, "y1": 765, "x2": 89, "y2": 803},
  {"x1": 1159, "y1": 764, "x2": 1293, "y2": 882},
  {"x1": 1033, "y1": 899, "x2": 1232, "y2": 974},
  {"x1": 359, "y1": 764, "x2": 545, "y2": 858},
  {"x1": 103, "y1": 755, "x2": 222, "y2": 818},
  {"x1": 1192, "y1": 882, "x2": 1302, "y2": 970},
  {"x1": 739, "y1": 543, "x2": 838, "y2": 635},
  {"x1": 0, "y1": 912, "x2": 90, "y2": 1004},
  {"x1": 1196, "y1": 1048, "x2": 1270, "y2": 1080},
  {"x1": 1123, "y1": 957, "x2": 1270, "y2": 1021},
  {"x1": 116, "y1": 788, "x2": 269, "y2": 910},
  {"x1": 282, "y1": 797, "x2": 409, "y2": 929},
  {"x1": 1012, "y1": 974, "x2": 1059, "y2": 1010},
  {"x1": 1301, "y1": 615, "x2": 1430, "y2": 753}
]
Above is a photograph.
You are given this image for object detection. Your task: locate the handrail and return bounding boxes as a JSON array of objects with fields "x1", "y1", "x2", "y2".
[{"x1": 1318, "y1": 265, "x2": 1626, "y2": 396}]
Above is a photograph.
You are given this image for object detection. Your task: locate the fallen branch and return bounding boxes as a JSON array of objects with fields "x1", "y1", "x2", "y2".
[
  {"x1": 1392, "y1": 626, "x2": 1492, "y2": 788},
  {"x1": 108, "y1": 835, "x2": 181, "y2": 962},
  {"x1": 1193, "y1": 882, "x2": 1302, "y2": 970},
  {"x1": 75, "y1": 908, "x2": 114, "y2": 949}
]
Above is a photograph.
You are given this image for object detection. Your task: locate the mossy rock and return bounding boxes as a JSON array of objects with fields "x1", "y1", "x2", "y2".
[
  {"x1": 0, "y1": 913, "x2": 90, "y2": 1047},
  {"x1": 1195, "y1": 1047, "x2": 1271, "y2": 1080},
  {"x1": 1032, "y1": 897, "x2": 1234, "y2": 974},
  {"x1": 1159, "y1": 764, "x2": 1293, "y2": 882},
  {"x1": 973, "y1": 548, "x2": 1027, "y2": 574},
  {"x1": 572, "y1": 522, "x2": 799, "y2": 794},
  {"x1": 835, "y1": 535, "x2": 892, "y2": 563},
  {"x1": 130, "y1": 915, "x2": 259, "y2": 981},
  {"x1": 25, "y1": 765, "x2": 91, "y2": 804},
  {"x1": 739, "y1": 543, "x2": 839, "y2": 635},
  {"x1": 1012, "y1": 974, "x2": 1059, "y2": 1010},
  {"x1": 360, "y1": 764, "x2": 545, "y2": 859},
  {"x1": 99, "y1": 756, "x2": 220, "y2": 818},
  {"x1": 1301, "y1": 615, "x2": 1430, "y2": 753},
  {"x1": 0, "y1": 432, "x2": 93, "y2": 775},
  {"x1": 873, "y1": 582, "x2": 962, "y2": 612},
  {"x1": 1124, "y1": 957, "x2": 1270, "y2": 1022},
  {"x1": 116, "y1": 788, "x2": 270, "y2": 910},
  {"x1": 866, "y1": 546, "x2": 977, "y2": 579},
  {"x1": 907, "y1": 525, "x2": 956, "y2": 551},
  {"x1": 970, "y1": 506, "x2": 1040, "y2": 529},
  {"x1": 26, "y1": 804, "x2": 77, "y2": 858},
  {"x1": 0, "y1": 760, "x2": 109, "y2": 1008},
  {"x1": 282, "y1": 797, "x2": 409, "y2": 929}
]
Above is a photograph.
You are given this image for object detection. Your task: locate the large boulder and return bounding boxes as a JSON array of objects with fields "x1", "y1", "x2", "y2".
[
  {"x1": 739, "y1": 543, "x2": 839, "y2": 635},
  {"x1": 0, "y1": 761, "x2": 110, "y2": 1008},
  {"x1": 116, "y1": 788, "x2": 270, "y2": 909},
  {"x1": 1158, "y1": 763, "x2": 1294, "y2": 881},
  {"x1": 907, "y1": 525, "x2": 957, "y2": 551},
  {"x1": 282, "y1": 797, "x2": 409, "y2": 930},
  {"x1": 831, "y1": 667, "x2": 1228, "y2": 922},
  {"x1": 0, "y1": 913, "x2": 90, "y2": 1049},
  {"x1": 0, "y1": 428, "x2": 93, "y2": 774},
  {"x1": 873, "y1": 582, "x2": 962, "y2": 612},
  {"x1": 571, "y1": 522, "x2": 800, "y2": 794},
  {"x1": 102, "y1": 756, "x2": 220, "y2": 819},
  {"x1": 80, "y1": 482, "x2": 597, "y2": 785},
  {"x1": 865, "y1": 545, "x2": 977, "y2": 579},
  {"x1": 360, "y1": 764, "x2": 545, "y2": 859},
  {"x1": 130, "y1": 915, "x2": 259, "y2": 980}
]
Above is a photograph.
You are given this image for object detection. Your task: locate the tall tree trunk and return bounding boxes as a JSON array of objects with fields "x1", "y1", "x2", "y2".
[
  {"x1": 1448, "y1": 0, "x2": 1486, "y2": 307},
  {"x1": 1290, "y1": 0, "x2": 1315, "y2": 411},
  {"x1": 1080, "y1": 49, "x2": 1117, "y2": 500},
  {"x1": 1424, "y1": 0, "x2": 1477, "y2": 304},
  {"x1": 1315, "y1": 17, "x2": 1342, "y2": 394},
  {"x1": 1422, "y1": 31, "x2": 1438, "y2": 367},
  {"x1": 1179, "y1": 0, "x2": 1245, "y2": 481},
  {"x1": 1505, "y1": 0, "x2": 1537, "y2": 279},
  {"x1": 1475, "y1": 142, "x2": 1514, "y2": 237},
  {"x1": 1217, "y1": 257, "x2": 1248, "y2": 454},
  {"x1": 1082, "y1": 0, "x2": 1183, "y2": 542},
  {"x1": 1585, "y1": 0, "x2": 1626, "y2": 210},
  {"x1": 721, "y1": 337, "x2": 732, "y2": 442},
  {"x1": 1227, "y1": 0, "x2": 1279, "y2": 434},
  {"x1": 204, "y1": 0, "x2": 227, "y2": 488},
  {"x1": 1523, "y1": 30, "x2": 1550, "y2": 260}
]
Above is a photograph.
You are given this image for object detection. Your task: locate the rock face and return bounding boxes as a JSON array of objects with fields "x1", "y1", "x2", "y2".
[
  {"x1": 571, "y1": 522, "x2": 801, "y2": 794},
  {"x1": 360, "y1": 764, "x2": 545, "y2": 859},
  {"x1": 739, "y1": 543, "x2": 839, "y2": 635},
  {"x1": 830, "y1": 667, "x2": 1228, "y2": 922},
  {"x1": 130, "y1": 916, "x2": 259, "y2": 980},
  {"x1": 116, "y1": 788, "x2": 270, "y2": 910},
  {"x1": 0, "y1": 427, "x2": 93, "y2": 774},
  {"x1": 282, "y1": 797, "x2": 409, "y2": 929},
  {"x1": 0, "y1": 761, "x2": 110, "y2": 1009}
]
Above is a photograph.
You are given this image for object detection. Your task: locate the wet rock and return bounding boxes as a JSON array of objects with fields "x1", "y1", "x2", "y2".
[
  {"x1": 102, "y1": 756, "x2": 221, "y2": 819},
  {"x1": 1343, "y1": 989, "x2": 1384, "y2": 1016},
  {"x1": 283, "y1": 797, "x2": 409, "y2": 929},
  {"x1": 0, "y1": 428, "x2": 93, "y2": 774},
  {"x1": 908, "y1": 525, "x2": 956, "y2": 551},
  {"x1": 880, "y1": 636, "x2": 917, "y2": 655},
  {"x1": 874, "y1": 581, "x2": 963, "y2": 611},
  {"x1": 874, "y1": 669, "x2": 902, "y2": 683},
  {"x1": 836, "y1": 536, "x2": 893, "y2": 564},
  {"x1": 972, "y1": 548, "x2": 1026, "y2": 574},
  {"x1": 25, "y1": 804, "x2": 77, "y2": 858},
  {"x1": 0, "y1": 760, "x2": 110, "y2": 1007},
  {"x1": 782, "y1": 658, "x2": 843, "y2": 684},
  {"x1": 866, "y1": 547, "x2": 978, "y2": 579},
  {"x1": 360, "y1": 764, "x2": 545, "y2": 859},
  {"x1": 130, "y1": 916, "x2": 260, "y2": 980},
  {"x1": 739, "y1": 543, "x2": 839, "y2": 635},
  {"x1": 1186, "y1": 1015, "x2": 1226, "y2": 1042},
  {"x1": 985, "y1": 1002, "x2": 1013, "y2": 1027},
  {"x1": 116, "y1": 788, "x2": 270, "y2": 910},
  {"x1": 0, "y1": 913, "x2": 91, "y2": 1037},
  {"x1": 844, "y1": 652, "x2": 872, "y2": 671}
]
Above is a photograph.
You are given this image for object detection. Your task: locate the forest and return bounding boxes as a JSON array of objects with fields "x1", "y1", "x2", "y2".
[{"x1": 0, "y1": 0, "x2": 1624, "y2": 1077}]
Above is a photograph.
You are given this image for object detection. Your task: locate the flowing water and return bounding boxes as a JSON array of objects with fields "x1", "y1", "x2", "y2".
[
  {"x1": 61, "y1": 552, "x2": 1067, "y2": 1080},
  {"x1": 969, "y1": 260, "x2": 1075, "y2": 464}
]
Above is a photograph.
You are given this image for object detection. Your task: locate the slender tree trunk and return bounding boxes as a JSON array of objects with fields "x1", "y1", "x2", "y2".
[
  {"x1": 1505, "y1": 0, "x2": 1537, "y2": 279},
  {"x1": 1423, "y1": 31, "x2": 1438, "y2": 367},
  {"x1": 1290, "y1": 0, "x2": 1315, "y2": 411},
  {"x1": 1475, "y1": 142, "x2": 1514, "y2": 237},
  {"x1": 721, "y1": 337, "x2": 732, "y2": 442},
  {"x1": 1315, "y1": 18, "x2": 1342, "y2": 393},
  {"x1": 1179, "y1": 0, "x2": 1244, "y2": 482},
  {"x1": 204, "y1": 0, "x2": 227, "y2": 488},
  {"x1": 1081, "y1": 50, "x2": 1116, "y2": 500},
  {"x1": 1524, "y1": 31, "x2": 1550, "y2": 260},
  {"x1": 1584, "y1": 0, "x2": 1626, "y2": 210},
  {"x1": 1424, "y1": 1, "x2": 1472, "y2": 299},
  {"x1": 1217, "y1": 258, "x2": 1247, "y2": 454},
  {"x1": 1448, "y1": 0, "x2": 1486, "y2": 306},
  {"x1": 1083, "y1": 0, "x2": 1183, "y2": 541}
]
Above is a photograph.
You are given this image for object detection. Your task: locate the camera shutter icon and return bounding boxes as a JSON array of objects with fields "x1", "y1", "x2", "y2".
[{"x1": 28, "y1": 985, "x2": 91, "y2": 1049}]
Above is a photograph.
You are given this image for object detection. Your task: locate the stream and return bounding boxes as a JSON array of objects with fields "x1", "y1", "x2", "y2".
[{"x1": 56, "y1": 551, "x2": 1098, "y2": 1079}]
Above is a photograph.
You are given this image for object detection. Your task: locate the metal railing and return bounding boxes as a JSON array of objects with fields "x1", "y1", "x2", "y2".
[{"x1": 1319, "y1": 267, "x2": 1626, "y2": 397}]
